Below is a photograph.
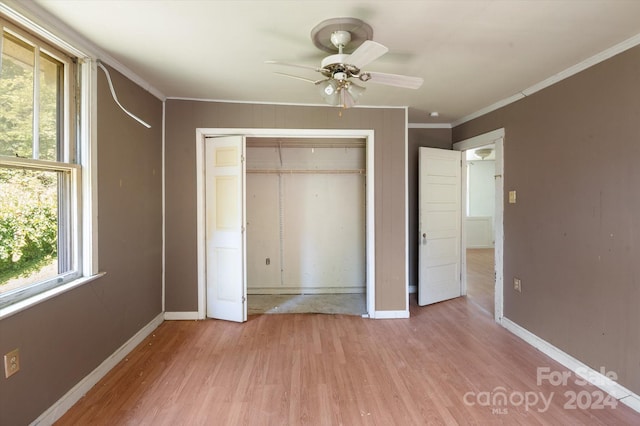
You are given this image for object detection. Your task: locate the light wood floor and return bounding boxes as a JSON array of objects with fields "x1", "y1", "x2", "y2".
[
  {"x1": 466, "y1": 248, "x2": 495, "y2": 315},
  {"x1": 56, "y1": 298, "x2": 639, "y2": 425}
]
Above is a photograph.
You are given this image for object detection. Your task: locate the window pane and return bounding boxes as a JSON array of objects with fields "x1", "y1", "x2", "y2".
[
  {"x1": 0, "y1": 16, "x2": 81, "y2": 310},
  {"x1": 0, "y1": 32, "x2": 35, "y2": 158},
  {"x1": 39, "y1": 53, "x2": 62, "y2": 161},
  {"x1": 0, "y1": 167, "x2": 68, "y2": 295}
]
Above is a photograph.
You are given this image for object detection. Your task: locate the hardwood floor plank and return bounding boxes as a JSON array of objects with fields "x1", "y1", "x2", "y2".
[{"x1": 55, "y1": 298, "x2": 640, "y2": 425}]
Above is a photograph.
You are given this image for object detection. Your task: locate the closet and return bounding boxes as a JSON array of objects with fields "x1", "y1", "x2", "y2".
[{"x1": 245, "y1": 137, "x2": 366, "y2": 295}]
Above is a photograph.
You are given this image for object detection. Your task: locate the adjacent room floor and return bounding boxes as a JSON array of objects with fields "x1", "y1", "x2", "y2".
[{"x1": 465, "y1": 248, "x2": 494, "y2": 315}]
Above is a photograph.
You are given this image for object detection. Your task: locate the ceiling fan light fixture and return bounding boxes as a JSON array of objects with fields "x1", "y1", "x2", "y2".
[
  {"x1": 342, "y1": 90, "x2": 355, "y2": 109},
  {"x1": 346, "y1": 81, "x2": 366, "y2": 102},
  {"x1": 317, "y1": 79, "x2": 341, "y2": 105}
]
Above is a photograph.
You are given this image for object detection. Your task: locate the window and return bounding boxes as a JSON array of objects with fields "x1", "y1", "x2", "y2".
[{"x1": 0, "y1": 15, "x2": 91, "y2": 310}]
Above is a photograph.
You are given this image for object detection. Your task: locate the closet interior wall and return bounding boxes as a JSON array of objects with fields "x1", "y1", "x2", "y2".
[{"x1": 246, "y1": 137, "x2": 366, "y2": 295}]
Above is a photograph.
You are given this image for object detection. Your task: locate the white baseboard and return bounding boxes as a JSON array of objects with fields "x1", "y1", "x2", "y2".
[
  {"x1": 620, "y1": 394, "x2": 640, "y2": 413},
  {"x1": 33, "y1": 312, "x2": 164, "y2": 425},
  {"x1": 373, "y1": 310, "x2": 410, "y2": 319},
  {"x1": 501, "y1": 317, "x2": 640, "y2": 413},
  {"x1": 164, "y1": 311, "x2": 199, "y2": 320}
]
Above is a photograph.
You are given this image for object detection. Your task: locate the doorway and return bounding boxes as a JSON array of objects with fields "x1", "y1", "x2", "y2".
[
  {"x1": 196, "y1": 128, "x2": 376, "y2": 322},
  {"x1": 453, "y1": 129, "x2": 504, "y2": 321},
  {"x1": 463, "y1": 145, "x2": 496, "y2": 315}
]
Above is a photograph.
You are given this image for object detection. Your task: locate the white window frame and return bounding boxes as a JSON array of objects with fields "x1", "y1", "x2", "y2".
[
  {"x1": 0, "y1": 4, "x2": 100, "y2": 319},
  {"x1": 0, "y1": 158, "x2": 81, "y2": 303}
]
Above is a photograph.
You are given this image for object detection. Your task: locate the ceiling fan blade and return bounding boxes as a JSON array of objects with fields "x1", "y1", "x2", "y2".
[
  {"x1": 265, "y1": 60, "x2": 321, "y2": 72},
  {"x1": 365, "y1": 71, "x2": 424, "y2": 89},
  {"x1": 273, "y1": 72, "x2": 322, "y2": 84},
  {"x1": 347, "y1": 40, "x2": 389, "y2": 69}
]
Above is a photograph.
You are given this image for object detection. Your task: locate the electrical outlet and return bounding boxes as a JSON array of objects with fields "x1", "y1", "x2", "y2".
[
  {"x1": 513, "y1": 278, "x2": 522, "y2": 293},
  {"x1": 4, "y1": 348, "x2": 20, "y2": 378}
]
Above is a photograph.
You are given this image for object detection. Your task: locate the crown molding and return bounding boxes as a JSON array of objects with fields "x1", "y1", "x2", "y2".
[
  {"x1": 451, "y1": 93, "x2": 525, "y2": 128},
  {"x1": 453, "y1": 32, "x2": 640, "y2": 128},
  {"x1": 1, "y1": 0, "x2": 165, "y2": 100},
  {"x1": 166, "y1": 96, "x2": 407, "y2": 110}
]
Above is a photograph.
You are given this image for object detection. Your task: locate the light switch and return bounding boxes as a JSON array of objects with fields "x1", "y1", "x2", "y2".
[{"x1": 509, "y1": 190, "x2": 517, "y2": 204}]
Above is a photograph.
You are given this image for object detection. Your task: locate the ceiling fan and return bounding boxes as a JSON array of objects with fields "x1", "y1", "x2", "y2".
[{"x1": 266, "y1": 17, "x2": 423, "y2": 108}]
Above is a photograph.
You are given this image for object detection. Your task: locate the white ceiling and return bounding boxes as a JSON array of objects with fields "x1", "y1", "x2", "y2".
[{"x1": 27, "y1": 0, "x2": 640, "y2": 124}]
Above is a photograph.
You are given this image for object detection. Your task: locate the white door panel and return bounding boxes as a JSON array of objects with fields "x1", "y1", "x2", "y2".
[
  {"x1": 424, "y1": 264, "x2": 461, "y2": 301},
  {"x1": 205, "y1": 136, "x2": 246, "y2": 322},
  {"x1": 425, "y1": 184, "x2": 459, "y2": 203},
  {"x1": 425, "y1": 211, "x2": 457, "y2": 232},
  {"x1": 419, "y1": 147, "x2": 462, "y2": 306},
  {"x1": 425, "y1": 238, "x2": 458, "y2": 261},
  {"x1": 426, "y1": 157, "x2": 459, "y2": 176}
]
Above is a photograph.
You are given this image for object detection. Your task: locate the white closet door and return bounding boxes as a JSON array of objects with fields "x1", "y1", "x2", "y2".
[{"x1": 205, "y1": 136, "x2": 246, "y2": 322}]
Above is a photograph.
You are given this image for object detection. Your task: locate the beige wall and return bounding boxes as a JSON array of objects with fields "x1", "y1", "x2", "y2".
[
  {"x1": 0, "y1": 65, "x2": 163, "y2": 425},
  {"x1": 164, "y1": 101, "x2": 407, "y2": 312},
  {"x1": 454, "y1": 45, "x2": 640, "y2": 395}
]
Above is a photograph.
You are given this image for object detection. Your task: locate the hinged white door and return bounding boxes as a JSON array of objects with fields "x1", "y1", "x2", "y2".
[
  {"x1": 205, "y1": 136, "x2": 246, "y2": 322},
  {"x1": 418, "y1": 147, "x2": 462, "y2": 306}
]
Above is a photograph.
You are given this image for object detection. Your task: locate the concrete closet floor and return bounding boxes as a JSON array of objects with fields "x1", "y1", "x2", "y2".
[{"x1": 248, "y1": 294, "x2": 366, "y2": 315}]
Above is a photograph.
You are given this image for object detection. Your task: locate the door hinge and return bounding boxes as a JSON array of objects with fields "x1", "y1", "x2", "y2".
[{"x1": 241, "y1": 154, "x2": 245, "y2": 163}]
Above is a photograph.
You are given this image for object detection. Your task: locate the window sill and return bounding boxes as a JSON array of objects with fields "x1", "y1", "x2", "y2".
[{"x1": 0, "y1": 272, "x2": 106, "y2": 320}]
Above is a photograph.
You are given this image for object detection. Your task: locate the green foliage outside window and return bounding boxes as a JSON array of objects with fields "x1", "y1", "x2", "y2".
[
  {"x1": 0, "y1": 168, "x2": 58, "y2": 284},
  {"x1": 0, "y1": 31, "x2": 60, "y2": 287}
]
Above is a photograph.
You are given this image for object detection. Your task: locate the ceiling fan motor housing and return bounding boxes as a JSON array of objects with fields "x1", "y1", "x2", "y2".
[
  {"x1": 320, "y1": 54, "x2": 362, "y2": 81},
  {"x1": 321, "y1": 54, "x2": 350, "y2": 69}
]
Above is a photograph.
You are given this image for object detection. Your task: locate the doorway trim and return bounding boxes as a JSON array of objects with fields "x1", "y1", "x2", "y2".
[
  {"x1": 195, "y1": 128, "x2": 376, "y2": 320},
  {"x1": 453, "y1": 128, "x2": 504, "y2": 322}
]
